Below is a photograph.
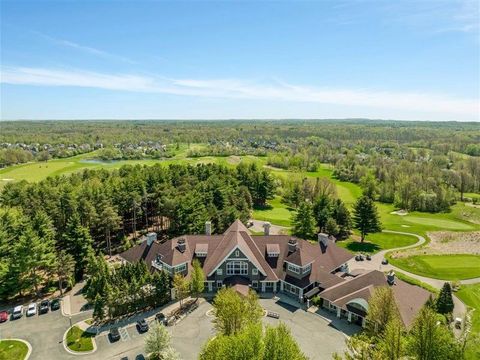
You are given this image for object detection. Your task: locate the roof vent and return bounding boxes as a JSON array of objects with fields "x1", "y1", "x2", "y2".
[
  {"x1": 288, "y1": 238, "x2": 297, "y2": 253},
  {"x1": 177, "y1": 238, "x2": 186, "y2": 253}
]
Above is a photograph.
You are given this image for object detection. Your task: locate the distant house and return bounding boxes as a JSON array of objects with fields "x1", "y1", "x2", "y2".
[{"x1": 120, "y1": 219, "x2": 430, "y2": 328}]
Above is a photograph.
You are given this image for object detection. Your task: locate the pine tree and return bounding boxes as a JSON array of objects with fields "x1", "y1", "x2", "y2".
[
  {"x1": 62, "y1": 213, "x2": 94, "y2": 280},
  {"x1": 436, "y1": 282, "x2": 454, "y2": 314},
  {"x1": 313, "y1": 195, "x2": 331, "y2": 232},
  {"x1": 292, "y1": 201, "x2": 316, "y2": 240},
  {"x1": 352, "y1": 195, "x2": 381, "y2": 242}
]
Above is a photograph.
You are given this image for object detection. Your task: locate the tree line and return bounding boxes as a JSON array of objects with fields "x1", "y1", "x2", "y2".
[{"x1": 0, "y1": 162, "x2": 275, "y2": 300}]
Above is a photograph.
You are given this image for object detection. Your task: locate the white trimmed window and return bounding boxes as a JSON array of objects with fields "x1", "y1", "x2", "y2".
[
  {"x1": 217, "y1": 269, "x2": 223, "y2": 276},
  {"x1": 252, "y1": 280, "x2": 258, "y2": 288},
  {"x1": 303, "y1": 263, "x2": 312, "y2": 274},
  {"x1": 235, "y1": 250, "x2": 240, "y2": 257},
  {"x1": 226, "y1": 261, "x2": 248, "y2": 275},
  {"x1": 216, "y1": 280, "x2": 223, "y2": 289},
  {"x1": 252, "y1": 268, "x2": 258, "y2": 275},
  {"x1": 174, "y1": 263, "x2": 187, "y2": 273},
  {"x1": 287, "y1": 263, "x2": 301, "y2": 274}
]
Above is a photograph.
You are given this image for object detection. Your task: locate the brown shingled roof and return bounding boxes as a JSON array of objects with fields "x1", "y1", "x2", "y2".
[
  {"x1": 319, "y1": 270, "x2": 432, "y2": 327},
  {"x1": 119, "y1": 219, "x2": 353, "y2": 289}
]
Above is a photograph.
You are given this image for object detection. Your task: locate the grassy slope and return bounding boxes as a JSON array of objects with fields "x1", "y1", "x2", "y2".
[
  {"x1": 388, "y1": 255, "x2": 480, "y2": 280},
  {"x1": 456, "y1": 284, "x2": 480, "y2": 360},
  {"x1": 336, "y1": 232, "x2": 418, "y2": 254},
  {"x1": 0, "y1": 340, "x2": 28, "y2": 360},
  {"x1": 66, "y1": 326, "x2": 94, "y2": 352}
]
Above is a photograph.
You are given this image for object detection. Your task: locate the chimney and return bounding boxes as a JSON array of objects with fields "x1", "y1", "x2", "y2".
[
  {"x1": 387, "y1": 270, "x2": 395, "y2": 285},
  {"x1": 288, "y1": 238, "x2": 298, "y2": 253},
  {"x1": 205, "y1": 221, "x2": 212, "y2": 236},
  {"x1": 146, "y1": 232, "x2": 157, "y2": 246},
  {"x1": 177, "y1": 238, "x2": 186, "y2": 253},
  {"x1": 263, "y1": 222, "x2": 271, "y2": 236},
  {"x1": 318, "y1": 233, "x2": 329, "y2": 248}
]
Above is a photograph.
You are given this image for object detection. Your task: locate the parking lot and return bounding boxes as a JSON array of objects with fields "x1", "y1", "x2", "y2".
[{"x1": 0, "y1": 298, "x2": 350, "y2": 360}]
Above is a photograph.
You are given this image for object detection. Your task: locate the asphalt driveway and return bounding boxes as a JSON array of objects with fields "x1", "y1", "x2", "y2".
[{"x1": 0, "y1": 298, "x2": 350, "y2": 360}]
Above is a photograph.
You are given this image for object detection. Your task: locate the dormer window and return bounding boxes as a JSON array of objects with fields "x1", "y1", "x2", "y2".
[
  {"x1": 195, "y1": 243, "x2": 208, "y2": 257},
  {"x1": 266, "y1": 244, "x2": 280, "y2": 257}
]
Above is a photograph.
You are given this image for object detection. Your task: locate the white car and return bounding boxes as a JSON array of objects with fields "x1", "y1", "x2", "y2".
[
  {"x1": 12, "y1": 305, "x2": 23, "y2": 319},
  {"x1": 26, "y1": 303, "x2": 37, "y2": 317}
]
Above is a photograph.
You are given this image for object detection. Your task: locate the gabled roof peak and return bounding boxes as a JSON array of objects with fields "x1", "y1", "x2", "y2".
[{"x1": 224, "y1": 219, "x2": 250, "y2": 234}]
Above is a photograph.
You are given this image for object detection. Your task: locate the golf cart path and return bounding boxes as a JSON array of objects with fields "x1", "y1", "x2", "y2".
[{"x1": 250, "y1": 220, "x2": 475, "y2": 318}]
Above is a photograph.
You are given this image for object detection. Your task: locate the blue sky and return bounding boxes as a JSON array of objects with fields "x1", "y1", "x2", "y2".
[{"x1": 1, "y1": 0, "x2": 479, "y2": 121}]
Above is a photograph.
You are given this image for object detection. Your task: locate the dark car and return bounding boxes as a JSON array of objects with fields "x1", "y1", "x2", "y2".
[
  {"x1": 381, "y1": 258, "x2": 389, "y2": 265},
  {"x1": 39, "y1": 299, "x2": 50, "y2": 314},
  {"x1": 366, "y1": 255, "x2": 372, "y2": 261},
  {"x1": 109, "y1": 327, "x2": 121, "y2": 342},
  {"x1": 136, "y1": 319, "x2": 149, "y2": 333},
  {"x1": 155, "y1": 312, "x2": 167, "y2": 325},
  {"x1": 50, "y1": 299, "x2": 60, "y2": 311},
  {"x1": 0, "y1": 310, "x2": 8, "y2": 323}
]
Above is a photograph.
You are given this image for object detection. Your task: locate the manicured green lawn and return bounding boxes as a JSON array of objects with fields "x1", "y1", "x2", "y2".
[
  {"x1": 252, "y1": 196, "x2": 293, "y2": 227},
  {"x1": 402, "y1": 216, "x2": 473, "y2": 230},
  {"x1": 0, "y1": 340, "x2": 28, "y2": 360},
  {"x1": 337, "y1": 232, "x2": 418, "y2": 254},
  {"x1": 388, "y1": 254, "x2": 480, "y2": 280},
  {"x1": 456, "y1": 283, "x2": 480, "y2": 360},
  {"x1": 66, "y1": 326, "x2": 95, "y2": 352}
]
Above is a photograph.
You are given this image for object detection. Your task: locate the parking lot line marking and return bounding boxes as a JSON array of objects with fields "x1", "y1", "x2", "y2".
[{"x1": 119, "y1": 327, "x2": 130, "y2": 342}]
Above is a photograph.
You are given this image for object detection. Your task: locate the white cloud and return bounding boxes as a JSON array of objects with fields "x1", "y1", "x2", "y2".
[
  {"x1": 33, "y1": 31, "x2": 137, "y2": 64},
  {"x1": 1, "y1": 66, "x2": 478, "y2": 119}
]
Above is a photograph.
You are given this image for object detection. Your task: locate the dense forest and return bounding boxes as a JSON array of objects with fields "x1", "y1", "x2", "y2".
[
  {"x1": 1, "y1": 120, "x2": 479, "y2": 300},
  {"x1": 0, "y1": 162, "x2": 275, "y2": 301}
]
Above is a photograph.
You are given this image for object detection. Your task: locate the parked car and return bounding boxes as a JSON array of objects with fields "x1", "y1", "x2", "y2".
[
  {"x1": 381, "y1": 258, "x2": 389, "y2": 265},
  {"x1": 0, "y1": 310, "x2": 8, "y2": 322},
  {"x1": 39, "y1": 300, "x2": 50, "y2": 314},
  {"x1": 155, "y1": 312, "x2": 167, "y2": 325},
  {"x1": 109, "y1": 327, "x2": 121, "y2": 342},
  {"x1": 12, "y1": 305, "x2": 23, "y2": 319},
  {"x1": 366, "y1": 254, "x2": 372, "y2": 261},
  {"x1": 136, "y1": 319, "x2": 149, "y2": 333},
  {"x1": 355, "y1": 254, "x2": 364, "y2": 261},
  {"x1": 26, "y1": 303, "x2": 37, "y2": 317},
  {"x1": 50, "y1": 298, "x2": 61, "y2": 311}
]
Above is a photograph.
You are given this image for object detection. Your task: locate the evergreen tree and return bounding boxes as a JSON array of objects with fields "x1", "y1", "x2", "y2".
[
  {"x1": 62, "y1": 213, "x2": 94, "y2": 280},
  {"x1": 313, "y1": 195, "x2": 331, "y2": 232},
  {"x1": 436, "y1": 282, "x2": 454, "y2": 314},
  {"x1": 292, "y1": 201, "x2": 316, "y2": 240},
  {"x1": 352, "y1": 195, "x2": 381, "y2": 242},
  {"x1": 331, "y1": 199, "x2": 352, "y2": 239},
  {"x1": 53, "y1": 250, "x2": 75, "y2": 294}
]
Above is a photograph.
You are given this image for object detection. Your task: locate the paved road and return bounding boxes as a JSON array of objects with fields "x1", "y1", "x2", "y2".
[
  {"x1": 249, "y1": 219, "x2": 288, "y2": 235},
  {"x1": 0, "y1": 307, "x2": 92, "y2": 360}
]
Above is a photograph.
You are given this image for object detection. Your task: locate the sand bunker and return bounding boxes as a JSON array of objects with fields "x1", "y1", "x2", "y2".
[{"x1": 391, "y1": 210, "x2": 408, "y2": 216}]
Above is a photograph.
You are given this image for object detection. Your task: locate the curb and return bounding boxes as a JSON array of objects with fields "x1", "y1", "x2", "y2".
[
  {"x1": 62, "y1": 324, "x2": 97, "y2": 356},
  {"x1": 0, "y1": 338, "x2": 33, "y2": 360}
]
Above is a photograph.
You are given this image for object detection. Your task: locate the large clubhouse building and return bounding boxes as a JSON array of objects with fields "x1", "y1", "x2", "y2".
[{"x1": 120, "y1": 219, "x2": 430, "y2": 328}]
